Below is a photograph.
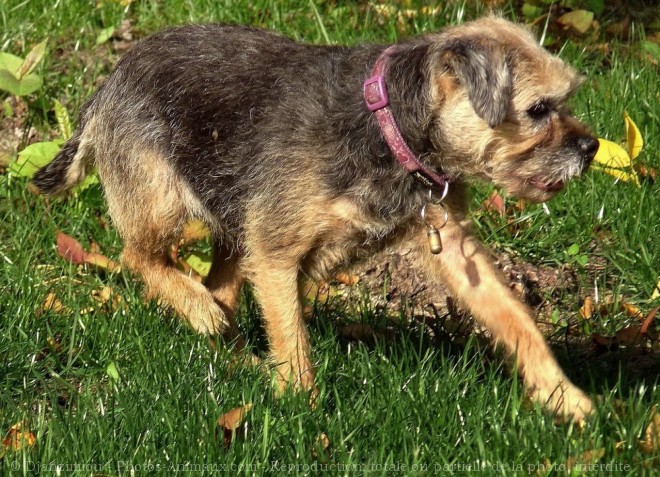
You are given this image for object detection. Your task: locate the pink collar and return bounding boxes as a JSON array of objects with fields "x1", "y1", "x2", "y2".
[{"x1": 363, "y1": 46, "x2": 450, "y2": 192}]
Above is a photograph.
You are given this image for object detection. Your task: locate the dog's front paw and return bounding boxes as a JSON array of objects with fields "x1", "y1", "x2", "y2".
[
  {"x1": 537, "y1": 383, "x2": 593, "y2": 423},
  {"x1": 186, "y1": 302, "x2": 230, "y2": 336}
]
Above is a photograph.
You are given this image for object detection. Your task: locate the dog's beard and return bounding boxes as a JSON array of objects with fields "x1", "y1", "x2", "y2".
[{"x1": 491, "y1": 148, "x2": 589, "y2": 203}]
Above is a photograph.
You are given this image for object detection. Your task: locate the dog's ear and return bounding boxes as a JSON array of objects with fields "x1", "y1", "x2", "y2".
[{"x1": 439, "y1": 39, "x2": 512, "y2": 128}]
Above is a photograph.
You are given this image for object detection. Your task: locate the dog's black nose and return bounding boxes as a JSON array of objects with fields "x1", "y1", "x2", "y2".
[
  {"x1": 577, "y1": 135, "x2": 599, "y2": 157},
  {"x1": 572, "y1": 135, "x2": 599, "y2": 174}
]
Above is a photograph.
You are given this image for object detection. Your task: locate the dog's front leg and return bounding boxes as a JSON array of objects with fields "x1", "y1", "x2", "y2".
[{"x1": 414, "y1": 205, "x2": 592, "y2": 420}]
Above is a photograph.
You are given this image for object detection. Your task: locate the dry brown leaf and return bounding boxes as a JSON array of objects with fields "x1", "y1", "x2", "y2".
[
  {"x1": 640, "y1": 306, "x2": 659, "y2": 336},
  {"x1": 614, "y1": 326, "x2": 644, "y2": 347},
  {"x1": 84, "y1": 252, "x2": 121, "y2": 273},
  {"x1": 92, "y1": 286, "x2": 113, "y2": 304},
  {"x1": 334, "y1": 272, "x2": 359, "y2": 286},
  {"x1": 217, "y1": 403, "x2": 253, "y2": 448},
  {"x1": 41, "y1": 292, "x2": 68, "y2": 315},
  {"x1": 592, "y1": 333, "x2": 613, "y2": 349},
  {"x1": 302, "y1": 280, "x2": 333, "y2": 305},
  {"x1": 92, "y1": 286, "x2": 122, "y2": 310},
  {"x1": 579, "y1": 296, "x2": 594, "y2": 319},
  {"x1": 312, "y1": 432, "x2": 331, "y2": 459},
  {"x1": 2, "y1": 421, "x2": 36, "y2": 451},
  {"x1": 482, "y1": 190, "x2": 505, "y2": 216},
  {"x1": 638, "y1": 405, "x2": 660, "y2": 453},
  {"x1": 56, "y1": 231, "x2": 120, "y2": 273},
  {"x1": 57, "y1": 231, "x2": 86, "y2": 264},
  {"x1": 621, "y1": 301, "x2": 644, "y2": 320},
  {"x1": 341, "y1": 324, "x2": 378, "y2": 342},
  {"x1": 635, "y1": 163, "x2": 658, "y2": 182},
  {"x1": 566, "y1": 447, "x2": 605, "y2": 470},
  {"x1": 89, "y1": 241, "x2": 102, "y2": 254}
]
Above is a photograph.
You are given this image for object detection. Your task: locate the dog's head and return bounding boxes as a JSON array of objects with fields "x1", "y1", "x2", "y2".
[{"x1": 426, "y1": 17, "x2": 598, "y2": 203}]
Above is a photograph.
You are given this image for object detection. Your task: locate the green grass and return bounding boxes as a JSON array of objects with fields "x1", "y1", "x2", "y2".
[{"x1": 1, "y1": 0, "x2": 659, "y2": 475}]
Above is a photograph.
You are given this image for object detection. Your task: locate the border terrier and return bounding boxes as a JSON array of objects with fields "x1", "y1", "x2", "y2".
[{"x1": 34, "y1": 17, "x2": 598, "y2": 420}]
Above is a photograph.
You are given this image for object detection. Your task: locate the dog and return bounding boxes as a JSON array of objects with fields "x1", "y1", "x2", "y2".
[{"x1": 34, "y1": 16, "x2": 598, "y2": 420}]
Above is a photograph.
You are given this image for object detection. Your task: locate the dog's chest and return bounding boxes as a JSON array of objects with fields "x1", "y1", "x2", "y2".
[{"x1": 300, "y1": 198, "x2": 413, "y2": 281}]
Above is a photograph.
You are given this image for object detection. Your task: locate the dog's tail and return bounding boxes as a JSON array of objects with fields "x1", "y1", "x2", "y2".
[{"x1": 32, "y1": 129, "x2": 92, "y2": 195}]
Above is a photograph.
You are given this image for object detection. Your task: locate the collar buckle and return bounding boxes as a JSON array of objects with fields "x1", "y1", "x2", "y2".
[{"x1": 363, "y1": 75, "x2": 389, "y2": 112}]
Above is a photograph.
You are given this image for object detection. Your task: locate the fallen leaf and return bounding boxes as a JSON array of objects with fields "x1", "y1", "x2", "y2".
[
  {"x1": 624, "y1": 112, "x2": 643, "y2": 160},
  {"x1": 638, "y1": 405, "x2": 660, "y2": 453},
  {"x1": 217, "y1": 403, "x2": 253, "y2": 448},
  {"x1": 175, "y1": 258, "x2": 203, "y2": 283},
  {"x1": 592, "y1": 333, "x2": 614, "y2": 349},
  {"x1": 92, "y1": 286, "x2": 122, "y2": 310},
  {"x1": 566, "y1": 447, "x2": 605, "y2": 470},
  {"x1": 334, "y1": 272, "x2": 359, "y2": 286},
  {"x1": 558, "y1": 10, "x2": 594, "y2": 34},
  {"x1": 593, "y1": 139, "x2": 630, "y2": 168},
  {"x1": 482, "y1": 190, "x2": 505, "y2": 216},
  {"x1": 579, "y1": 296, "x2": 594, "y2": 319},
  {"x1": 185, "y1": 252, "x2": 212, "y2": 277},
  {"x1": 590, "y1": 165, "x2": 640, "y2": 185},
  {"x1": 640, "y1": 306, "x2": 658, "y2": 336},
  {"x1": 605, "y1": 15, "x2": 631, "y2": 38},
  {"x1": 56, "y1": 231, "x2": 86, "y2": 264},
  {"x1": 41, "y1": 292, "x2": 68, "y2": 315},
  {"x1": 634, "y1": 163, "x2": 657, "y2": 182},
  {"x1": 56, "y1": 231, "x2": 120, "y2": 273},
  {"x1": 652, "y1": 278, "x2": 660, "y2": 300},
  {"x1": 89, "y1": 241, "x2": 102, "y2": 254},
  {"x1": 614, "y1": 326, "x2": 644, "y2": 347},
  {"x1": 85, "y1": 252, "x2": 121, "y2": 273},
  {"x1": 181, "y1": 220, "x2": 210, "y2": 244},
  {"x1": 312, "y1": 432, "x2": 331, "y2": 459},
  {"x1": 2, "y1": 421, "x2": 36, "y2": 451},
  {"x1": 621, "y1": 301, "x2": 644, "y2": 320},
  {"x1": 342, "y1": 323, "x2": 373, "y2": 340}
]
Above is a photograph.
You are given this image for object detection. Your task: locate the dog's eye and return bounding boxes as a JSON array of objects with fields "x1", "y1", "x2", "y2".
[{"x1": 527, "y1": 101, "x2": 550, "y2": 120}]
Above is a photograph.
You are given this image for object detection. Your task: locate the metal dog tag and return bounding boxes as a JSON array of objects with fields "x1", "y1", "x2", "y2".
[{"x1": 427, "y1": 224, "x2": 442, "y2": 254}]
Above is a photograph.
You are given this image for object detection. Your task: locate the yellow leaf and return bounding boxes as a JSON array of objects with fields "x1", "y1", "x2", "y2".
[
  {"x1": 2, "y1": 422, "x2": 36, "y2": 451},
  {"x1": 591, "y1": 165, "x2": 640, "y2": 186},
  {"x1": 593, "y1": 138, "x2": 632, "y2": 168},
  {"x1": 624, "y1": 112, "x2": 643, "y2": 160},
  {"x1": 181, "y1": 219, "x2": 210, "y2": 244},
  {"x1": 652, "y1": 278, "x2": 660, "y2": 300}
]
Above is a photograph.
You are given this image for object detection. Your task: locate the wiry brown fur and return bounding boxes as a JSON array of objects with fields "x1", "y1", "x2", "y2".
[{"x1": 33, "y1": 17, "x2": 598, "y2": 420}]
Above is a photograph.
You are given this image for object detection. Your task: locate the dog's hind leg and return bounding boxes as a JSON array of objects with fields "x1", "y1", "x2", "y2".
[
  {"x1": 98, "y1": 146, "x2": 230, "y2": 336},
  {"x1": 242, "y1": 230, "x2": 315, "y2": 394}
]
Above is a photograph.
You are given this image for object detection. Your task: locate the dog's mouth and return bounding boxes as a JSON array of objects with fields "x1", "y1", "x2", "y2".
[{"x1": 529, "y1": 176, "x2": 565, "y2": 192}]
